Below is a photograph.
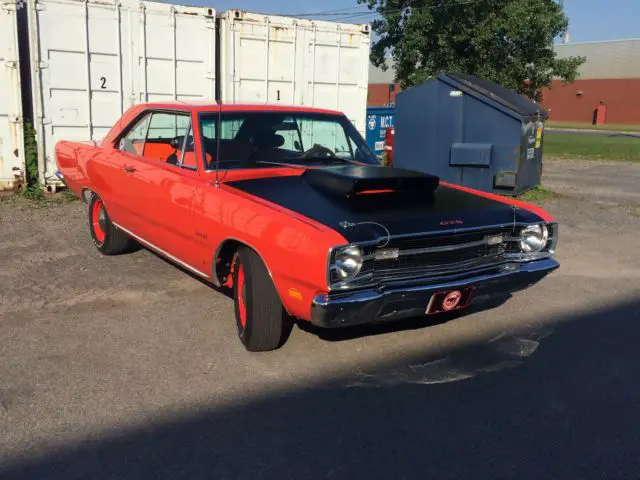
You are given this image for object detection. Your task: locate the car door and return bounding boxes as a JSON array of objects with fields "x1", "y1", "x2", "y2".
[
  {"x1": 107, "y1": 111, "x2": 154, "y2": 233},
  {"x1": 121, "y1": 111, "x2": 205, "y2": 273},
  {"x1": 92, "y1": 112, "x2": 152, "y2": 228}
]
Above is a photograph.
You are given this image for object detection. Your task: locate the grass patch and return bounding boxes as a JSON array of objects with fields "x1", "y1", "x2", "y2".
[
  {"x1": 547, "y1": 121, "x2": 640, "y2": 132},
  {"x1": 544, "y1": 133, "x2": 640, "y2": 162},
  {"x1": 21, "y1": 185, "x2": 45, "y2": 201},
  {"x1": 517, "y1": 185, "x2": 559, "y2": 202},
  {"x1": 60, "y1": 189, "x2": 79, "y2": 203}
]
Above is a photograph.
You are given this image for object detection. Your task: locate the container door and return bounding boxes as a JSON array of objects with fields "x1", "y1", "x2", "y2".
[
  {"x1": 135, "y1": 1, "x2": 215, "y2": 103},
  {"x1": 0, "y1": 0, "x2": 24, "y2": 190},
  {"x1": 219, "y1": 12, "x2": 370, "y2": 136},
  {"x1": 28, "y1": 0, "x2": 133, "y2": 186},
  {"x1": 219, "y1": 11, "x2": 299, "y2": 105},
  {"x1": 302, "y1": 21, "x2": 370, "y2": 135},
  {"x1": 28, "y1": 0, "x2": 215, "y2": 186}
]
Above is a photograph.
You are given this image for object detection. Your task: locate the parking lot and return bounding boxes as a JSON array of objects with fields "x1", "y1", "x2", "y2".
[{"x1": 1, "y1": 159, "x2": 639, "y2": 479}]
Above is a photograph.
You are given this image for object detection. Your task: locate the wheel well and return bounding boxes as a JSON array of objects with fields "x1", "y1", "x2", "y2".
[
  {"x1": 213, "y1": 239, "x2": 243, "y2": 287},
  {"x1": 81, "y1": 188, "x2": 93, "y2": 203}
]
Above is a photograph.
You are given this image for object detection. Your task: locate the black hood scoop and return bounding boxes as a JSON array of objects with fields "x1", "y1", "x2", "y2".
[{"x1": 302, "y1": 165, "x2": 440, "y2": 198}]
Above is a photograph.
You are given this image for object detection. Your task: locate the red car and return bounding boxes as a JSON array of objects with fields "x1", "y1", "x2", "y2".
[{"x1": 56, "y1": 102, "x2": 559, "y2": 351}]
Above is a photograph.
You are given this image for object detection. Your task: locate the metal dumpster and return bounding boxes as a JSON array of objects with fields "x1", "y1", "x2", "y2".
[
  {"x1": 393, "y1": 73, "x2": 548, "y2": 195},
  {"x1": 365, "y1": 106, "x2": 395, "y2": 159}
]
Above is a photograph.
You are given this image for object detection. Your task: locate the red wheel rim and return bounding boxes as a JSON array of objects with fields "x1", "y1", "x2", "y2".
[
  {"x1": 92, "y1": 199, "x2": 106, "y2": 243},
  {"x1": 237, "y1": 262, "x2": 247, "y2": 328}
]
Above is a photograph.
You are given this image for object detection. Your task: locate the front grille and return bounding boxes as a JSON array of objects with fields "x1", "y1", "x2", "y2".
[{"x1": 362, "y1": 227, "x2": 516, "y2": 284}]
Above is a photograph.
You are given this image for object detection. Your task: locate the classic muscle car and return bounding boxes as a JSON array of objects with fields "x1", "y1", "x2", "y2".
[{"x1": 56, "y1": 102, "x2": 559, "y2": 351}]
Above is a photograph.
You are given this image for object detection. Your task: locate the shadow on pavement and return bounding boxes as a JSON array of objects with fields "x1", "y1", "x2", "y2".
[{"x1": 2, "y1": 299, "x2": 639, "y2": 480}]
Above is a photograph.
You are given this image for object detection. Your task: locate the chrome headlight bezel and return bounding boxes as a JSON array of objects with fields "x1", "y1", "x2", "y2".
[
  {"x1": 332, "y1": 245, "x2": 364, "y2": 281},
  {"x1": 519, "y1": 224, "x2": 549, "y2": 253}
]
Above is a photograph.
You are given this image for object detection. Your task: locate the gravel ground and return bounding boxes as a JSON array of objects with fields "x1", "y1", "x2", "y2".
[{"x1": 1, "y1": 159, "x2": 639, "y2": 479}]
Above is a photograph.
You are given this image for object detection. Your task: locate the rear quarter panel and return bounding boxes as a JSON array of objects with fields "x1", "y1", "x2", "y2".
[{"x1": 55, "y1": 140, "x2": 101, "y2": 196}]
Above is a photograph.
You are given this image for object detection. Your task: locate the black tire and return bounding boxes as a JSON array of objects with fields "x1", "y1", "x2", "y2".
[
  {"x1": 88, "y1": 193, "x2": 135, "y2": 255},
  {"x1": 233, "y1": 246, "x2": 292, "y2": 352}
]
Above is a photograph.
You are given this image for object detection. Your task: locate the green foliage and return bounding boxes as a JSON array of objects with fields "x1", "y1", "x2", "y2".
[
  {"x1": 61, "y1": 189, "x2": 78, "y2": 202},
  {"x1": 359, "y1": 0, "x2": 585, "y2": 101},
  {"x1": 518, "y1": 184, "x2": 559, "y2": 201},
  {"x1": 22, "y1": 184, "x2": 44, "y2": 201},
  {"x1": 23, "y1": 121, "x2": 39, "y2": 187}
]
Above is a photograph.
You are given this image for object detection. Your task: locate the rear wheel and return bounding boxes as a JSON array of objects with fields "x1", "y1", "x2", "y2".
[
  {"x1": 88, "y1": 193, "x2": 135, "y2": 255},
  {"x1": 233, "y1": 246, "x2": 292, "y2": 352}
]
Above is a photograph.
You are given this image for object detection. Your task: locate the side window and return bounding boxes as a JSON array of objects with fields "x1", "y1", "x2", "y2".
[
  {"x1": 143, "y1": 112, "x2": 194, "y2": 168},
  {"x1": 147, "y1": 112, "x2": 190, "y2": 140},
  {"x1": 118, "y1": 114, "x2": 151, "y2": 155}
]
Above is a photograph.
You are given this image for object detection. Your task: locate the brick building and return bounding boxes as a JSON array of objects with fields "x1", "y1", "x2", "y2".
[{"x1": 368, "y1": 39, "x2": 640, "y2": 125}]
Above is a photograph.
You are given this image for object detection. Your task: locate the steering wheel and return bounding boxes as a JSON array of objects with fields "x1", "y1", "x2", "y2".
[{"x1": 301, "y1": 144, "x2": 336, "y2": 158}]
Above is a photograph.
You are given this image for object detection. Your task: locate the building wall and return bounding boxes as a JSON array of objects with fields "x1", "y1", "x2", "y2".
[
  {"x1": 368, "y1": 83, "x2": 401, "y2": 106},
  {"x1": 368, "y1": 39, "x2": 640, "y2": 123},
  {"x1": 541, "y1": 79, "x2": 640, "y2": 125}
]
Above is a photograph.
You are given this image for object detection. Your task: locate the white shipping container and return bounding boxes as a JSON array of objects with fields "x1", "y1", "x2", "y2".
[
  {"x1": 27, "y1": 0, "x2": 216, "y2": 185},
  {"x1": 218, "y1": 10, "x2": 370, "y2": 135},
  {"x1": 0, "y1": 0, "x2": 24, "y2": 190}
]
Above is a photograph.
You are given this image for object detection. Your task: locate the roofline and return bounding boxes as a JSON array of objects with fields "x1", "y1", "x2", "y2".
[
  {"x1": 555, "y1": 38, "x2": 640, "y2": 46},
  {"x1": 133, "y1": 102, "x2": 344, "y2": 115}
]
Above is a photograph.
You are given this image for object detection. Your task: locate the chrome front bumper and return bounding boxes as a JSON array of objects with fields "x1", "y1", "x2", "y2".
[{"x1": 310, "y1": 258, "x2": 559, "y2": 328}]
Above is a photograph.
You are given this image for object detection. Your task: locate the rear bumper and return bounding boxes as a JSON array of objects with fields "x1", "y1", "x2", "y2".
[{"x1": 310, "y1": 258, "x2": 559, "y2": 328}]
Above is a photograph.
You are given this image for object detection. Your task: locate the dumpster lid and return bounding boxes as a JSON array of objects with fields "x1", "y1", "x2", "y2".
[{"x1": 441, "y1": 73, "x2": 548, "y2": 119}]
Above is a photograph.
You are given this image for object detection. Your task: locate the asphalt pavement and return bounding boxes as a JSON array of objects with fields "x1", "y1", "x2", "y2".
[{"x1": 1, "y1": 159, "x2": 639, "y2": 479}]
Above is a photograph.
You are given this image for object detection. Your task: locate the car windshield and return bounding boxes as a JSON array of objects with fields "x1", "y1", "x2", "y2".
[{"x1": 199, "y1": 111, "x2": 378, "y2": 169}]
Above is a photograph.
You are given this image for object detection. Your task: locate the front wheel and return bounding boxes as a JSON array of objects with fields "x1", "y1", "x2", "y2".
[
  {"x1": 88, "y1": 193, "x2": 136, "y2": 255},
  {"x1": 233, "y1": 246, "x2": 292, "y2": 352}
]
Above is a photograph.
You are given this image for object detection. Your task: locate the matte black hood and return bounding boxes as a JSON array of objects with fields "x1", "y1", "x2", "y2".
[{"x1": 227, "y1": 166, "x2": 543, "y2": 243}]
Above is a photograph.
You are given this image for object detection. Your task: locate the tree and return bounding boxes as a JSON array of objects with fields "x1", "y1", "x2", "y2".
[{"x1": 359, "y1": 0, "x2": 585, "y2": 101}]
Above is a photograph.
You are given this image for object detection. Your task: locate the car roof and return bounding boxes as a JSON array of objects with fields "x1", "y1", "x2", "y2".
[{"x1": 135, "y1": 101, "x2": 344, "y2": 116}]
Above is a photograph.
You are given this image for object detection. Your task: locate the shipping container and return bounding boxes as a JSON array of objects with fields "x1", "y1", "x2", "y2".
[
  {"x1": 0, "y1": 0, "x2": 24, "y2": 190},
  {"x1": 27, "y1": 0, "x2": 216, "y2": 185},
  {"x1": 217, "y1": 10, "x2": 370, "y2": 135}
]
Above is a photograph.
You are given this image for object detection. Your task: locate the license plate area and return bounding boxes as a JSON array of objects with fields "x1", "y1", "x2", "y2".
[{"x1": 426, "y1": 287, "x2": 475, "y2": 315}]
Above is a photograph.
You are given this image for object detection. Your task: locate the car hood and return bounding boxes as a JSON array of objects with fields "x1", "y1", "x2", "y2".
[{"x1": 226, "y1": 170, "x2": 543, "y2": 244}]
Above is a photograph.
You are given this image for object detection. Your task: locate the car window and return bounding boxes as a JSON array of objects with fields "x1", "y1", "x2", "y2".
[
  {"x1": 131, "y1": 112, "x2": 194, "y2": 168},
  {"x1": 147, "y1": 113, "x2": 190, "y2": 140},
  {"x1": 299, "y1": 118, "x2": 353, "y2": 158},
  {"x1": 274, "y1": 117, "x2": 303, "y2": 152},
  {"x1": 118, "y1": 114, "x2": 151, "y2": 155},
  {"x1": 199, "y1": 112, "x2": 379, "y2": 169}
]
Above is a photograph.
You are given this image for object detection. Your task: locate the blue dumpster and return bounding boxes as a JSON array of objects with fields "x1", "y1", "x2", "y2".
[
  {"x1": 365, "y1": 106, "x2": 395, "y2": 158},
  {"x1": 393, "y1": 73, "x2": 548, "y2": 195}
]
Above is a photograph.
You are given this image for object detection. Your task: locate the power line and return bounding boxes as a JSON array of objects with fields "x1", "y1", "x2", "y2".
[
  {"x1": 288, "y1": 6, "x2": 370, "y2": 17},
  {"x1": 315, "y1": 0, "x2": 487, "y2": 20}
]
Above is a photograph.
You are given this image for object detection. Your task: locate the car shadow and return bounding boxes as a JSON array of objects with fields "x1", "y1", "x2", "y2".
[
  {"x1": 144, "y1": 248, "x2": 233, "y2": 299},
  {"x1": 4, "y1": 299, "x2": 638, "y2": 479}
]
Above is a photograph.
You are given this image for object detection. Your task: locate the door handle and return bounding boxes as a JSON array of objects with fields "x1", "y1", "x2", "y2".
[{"x1": 123, "y1": 165, "x2": 137, "y2": 174}]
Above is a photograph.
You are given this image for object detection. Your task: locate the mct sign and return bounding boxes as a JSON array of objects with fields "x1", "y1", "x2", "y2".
[{"x1": 365, "y1": 107, "x2": 395, "y2": 156}]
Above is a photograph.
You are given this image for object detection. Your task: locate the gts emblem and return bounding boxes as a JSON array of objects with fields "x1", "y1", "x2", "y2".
[
  {"x1": 195, "y1": 231, "x2": 208, "y2": 239},
  {"x1": 440, "y1": 220, "x2": 464, "y2": 226}
]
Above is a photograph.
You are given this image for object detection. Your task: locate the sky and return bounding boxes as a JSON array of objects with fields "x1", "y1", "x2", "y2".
[{"x1": 184, "y1": 0, "x2": 640, "y2": 43}]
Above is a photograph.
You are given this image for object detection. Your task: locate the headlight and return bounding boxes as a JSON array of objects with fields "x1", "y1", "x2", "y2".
[
  {"x1": 334, "y1": 246, "x2": 363, "y2": 280},
  {"x1": 520, "y1": 224, "x2": 549, "y2": 253}
]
